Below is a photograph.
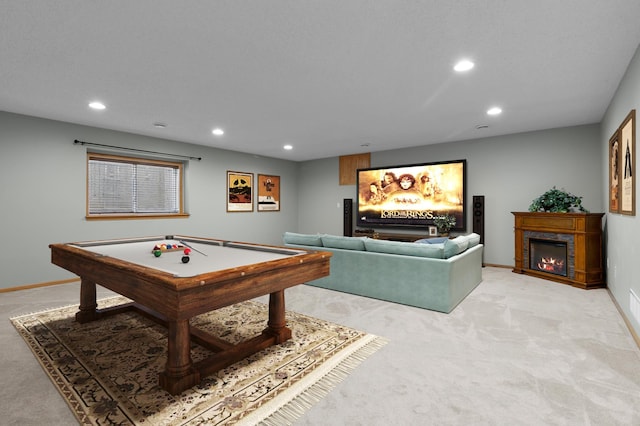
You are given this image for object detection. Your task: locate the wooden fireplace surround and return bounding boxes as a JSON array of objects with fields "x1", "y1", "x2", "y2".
[{"x1": 512, "y1": 212, "x2": 605, "y2": 289}]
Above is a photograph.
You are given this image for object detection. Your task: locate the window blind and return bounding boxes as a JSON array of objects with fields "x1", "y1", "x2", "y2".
[{"x1": 88, "y1": 157, "x2": 180, "y2": 214}]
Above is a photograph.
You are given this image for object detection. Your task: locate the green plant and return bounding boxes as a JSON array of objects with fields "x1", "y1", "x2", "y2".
[
  {"x1": 528, "y1": 187, "x2": 588, "y2": 213},
  {"x1": 433, "y1": 213, "x2": 456, "y2": 233}
]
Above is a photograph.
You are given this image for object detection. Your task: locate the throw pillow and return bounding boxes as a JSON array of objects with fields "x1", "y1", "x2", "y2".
[{"x1": 415, "y1": 237, "x2": 449, "y2": 244}]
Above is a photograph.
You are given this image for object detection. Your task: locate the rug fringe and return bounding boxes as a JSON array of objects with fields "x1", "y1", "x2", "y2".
[{"x1": 253, "y1": 335, "x2": 388, "y2": 426}]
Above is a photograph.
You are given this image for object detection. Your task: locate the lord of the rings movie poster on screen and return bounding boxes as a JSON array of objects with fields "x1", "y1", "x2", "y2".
[{"x1": 356, "y1": 160, "x2": 466, "y2": 229}]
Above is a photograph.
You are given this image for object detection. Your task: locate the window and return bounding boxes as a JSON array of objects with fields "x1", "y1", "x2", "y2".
[{"x1": 87, "y1": 153, "x2": 187, "y2": 219}]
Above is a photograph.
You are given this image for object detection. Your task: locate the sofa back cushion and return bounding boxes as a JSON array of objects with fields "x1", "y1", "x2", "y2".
[
  {"x1": 466, "y1": 232, "x2": 481, "y2": 248},
  {"x1": 443, "y1": 236, "x2": 470, "y2": 258},
  {"x1": 282, "y1": 232, "x2": 323, "y2": 246},
  {"x1": 364, "y1": 238, "x2": 444, "y2": 259},
  {"x1": 321, "y1": 235, "x2": 367, "y2": 250}
]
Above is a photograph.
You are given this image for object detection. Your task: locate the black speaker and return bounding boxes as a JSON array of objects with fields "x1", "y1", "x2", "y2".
[
  {"x1": 472, "y1": 195, "x2": 484, "y2": 244},
  {"x1": 343, "y1": 198, "x2": 353, "y2": 237}
]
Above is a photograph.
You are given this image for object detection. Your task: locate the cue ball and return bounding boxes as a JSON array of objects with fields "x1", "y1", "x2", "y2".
[{"x1": 181, "y1": 256, "x2": 190, "y2": 263}]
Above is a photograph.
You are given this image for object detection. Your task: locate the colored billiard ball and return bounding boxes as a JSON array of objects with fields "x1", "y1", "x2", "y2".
[
  {"x1": 183, "y1": 248, "x2": 191, "y2": 255},
  {"x1": 167, "y1": 244, "x2": 173, "y2": 249},
  {"x1": 181, "y1": 256, "x2": 190, "y2": 263},
  {"x1": 153, "y1": 250, "x2": 162, "y2": 257}
]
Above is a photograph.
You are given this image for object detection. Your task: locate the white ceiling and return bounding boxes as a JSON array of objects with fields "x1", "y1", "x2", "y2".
[{"x1": 2, "y1": 1, "x2": 640, "y2": 161}]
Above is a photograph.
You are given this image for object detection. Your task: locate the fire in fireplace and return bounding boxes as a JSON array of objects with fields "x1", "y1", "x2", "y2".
[{"x1": 529, "y1": 238, "x2": 568, "y2": 277}]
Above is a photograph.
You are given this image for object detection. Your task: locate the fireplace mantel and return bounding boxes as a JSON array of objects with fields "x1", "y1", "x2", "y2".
[{"x1": 512, "y1": 212, "x2": 605, "y2": 289}]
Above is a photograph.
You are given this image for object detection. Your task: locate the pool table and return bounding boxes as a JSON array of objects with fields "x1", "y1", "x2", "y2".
[{"x1": 49, "y1": 235, "x2": 331, "y2": 394}]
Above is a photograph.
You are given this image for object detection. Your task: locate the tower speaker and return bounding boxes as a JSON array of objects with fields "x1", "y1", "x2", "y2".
[
  {"x1": 472, "y1": 195, "x2": 485, "y2": 244},
  {"x1": 343, "y1": 198, "x2": 353, "y2": 237}
]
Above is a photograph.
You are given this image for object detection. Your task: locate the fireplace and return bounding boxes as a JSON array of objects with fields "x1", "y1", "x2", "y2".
[
  {"x1": 512, "y1": 212, "x2": 604, "y2": 289},
  {"x1": 529, "y1": 239, "x2": 567, "y2": 277}
]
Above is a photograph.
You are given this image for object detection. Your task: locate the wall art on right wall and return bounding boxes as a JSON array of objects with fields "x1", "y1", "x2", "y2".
[
  {"x1": 620, "y1": 109, "x2": 635, "y2": 216},
  {"x1": 609, "y1": 129, "x2": 621, "y2": 213}
]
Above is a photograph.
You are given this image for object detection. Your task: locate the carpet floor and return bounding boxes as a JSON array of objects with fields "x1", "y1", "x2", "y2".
[{"x1": 3, "y1": 266, "x2": 640, "y2": 425}]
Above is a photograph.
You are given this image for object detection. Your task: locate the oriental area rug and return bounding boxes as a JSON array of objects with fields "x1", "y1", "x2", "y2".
[{"x1": 11, "y1": 297, "x2": 387, "y2": 425}]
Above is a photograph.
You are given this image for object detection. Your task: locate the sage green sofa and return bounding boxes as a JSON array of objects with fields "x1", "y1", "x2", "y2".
[{"x1": 283, "y1": 232, "x2": 483, "y2": 313}]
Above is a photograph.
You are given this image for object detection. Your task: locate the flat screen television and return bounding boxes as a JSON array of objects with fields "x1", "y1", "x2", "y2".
[{"x1": 356, "y1": 159, "x2": 466, "y2": 231}]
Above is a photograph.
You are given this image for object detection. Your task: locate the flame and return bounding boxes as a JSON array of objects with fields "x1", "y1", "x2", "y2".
[{"x1": 536, "y1": 257, "x2": 565, "y2": 272}]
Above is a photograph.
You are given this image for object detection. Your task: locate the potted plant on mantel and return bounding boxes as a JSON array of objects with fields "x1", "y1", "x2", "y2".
[
  {"x1": 433, "y1": 214, "x2": 456, "y2": 236},
  {"x1": 528, "y1": 187, "x2": 589, "y2": 213}
]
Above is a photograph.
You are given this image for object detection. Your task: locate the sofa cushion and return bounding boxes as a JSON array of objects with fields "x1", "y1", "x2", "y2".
[
  {"x1": 466, "y1": 232, "x2": 481, "y2": 248},
  {"x1": 364, "y1": 238, "x2": 444, "y2": 258},
  {"x1": 443, "y1": 236, "x2": 470, "y2": 258},
  {"x1": 282, "y1": 232, "x2": 323, "y2": 246},
  {"x1": 321, "y1": 235, "x2": 367, "y2": 250}
]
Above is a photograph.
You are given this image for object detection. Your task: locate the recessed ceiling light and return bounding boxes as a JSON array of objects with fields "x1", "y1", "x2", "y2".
[
  {"x1": 88, "y1": 101, "x2": 106, "y2": 110},
  {"x1": 212, "y1": 128, "x2": 224, "y2": 136},
  {"x1": 487, "y1": 107, "x2": 502, "y2": 116},
  {"x1": 454, "y1": 60, "x2": 475, "y2": 72},
  {"x1": 283, "y1": 145, "x2": 293, "y2": 150},
  {"x1": 153, "y1": 122, "x2": 167, "y2": 128}
]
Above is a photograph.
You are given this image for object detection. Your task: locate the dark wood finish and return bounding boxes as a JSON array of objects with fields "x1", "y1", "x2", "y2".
[
  {"x1": 50, "y1": 236, "x2": 331, "y2": 394},
  {"x1": 512, "y1": 212, "x2": 604, "y2": 289}
]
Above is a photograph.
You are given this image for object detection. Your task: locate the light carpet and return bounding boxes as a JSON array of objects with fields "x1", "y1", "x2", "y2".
[{"x1": 10, "y1": 297, "x2": 387, "y2": 425}]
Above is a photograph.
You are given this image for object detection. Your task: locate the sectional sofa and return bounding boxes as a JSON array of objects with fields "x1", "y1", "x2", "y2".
[{"x1": 283, "y1": 232, "x2": 483, "y2": 313}]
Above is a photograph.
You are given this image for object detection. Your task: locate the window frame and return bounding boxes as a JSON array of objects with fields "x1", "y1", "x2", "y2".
[{"x1": 85, "y1": 152, "x2": 189, "y2": 220}]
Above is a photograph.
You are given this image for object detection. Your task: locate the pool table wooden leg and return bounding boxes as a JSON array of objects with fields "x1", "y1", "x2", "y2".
[
  {"x1": 75, "y1": 278, "x2": 99, "y2": 323},
  {"x1": 264, "y1": 290, "x2": 292, "y2": 343},
  {"x1": 159, "y1": 319, "x2": 200, "y2": 395}
]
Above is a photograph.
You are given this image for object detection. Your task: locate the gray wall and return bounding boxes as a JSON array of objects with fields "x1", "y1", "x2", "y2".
[
  {"x1": 601, "y1": 43, "x2": 640, "y2": 335},
  {"x1": 296, "y1": 124, "x2": 603, "y2": 267},
  {"x1": 0, "y1": 112, "x2": 300, "y2": 287},
  {"x1": 2, "y1": 43, "x2": 638, "y2": 342}
]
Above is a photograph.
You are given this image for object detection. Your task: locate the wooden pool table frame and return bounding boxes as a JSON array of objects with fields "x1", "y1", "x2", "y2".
[{"x1": 49, "y1": 235, "x2": 331, "y2": 395}]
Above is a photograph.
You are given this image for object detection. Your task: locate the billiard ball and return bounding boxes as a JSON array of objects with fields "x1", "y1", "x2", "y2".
[
  {"x1": 153, "y1": 250, "x2": 162, "y2": 257},
  {"x1": 181, "y1": 256, "x2": 190, "y2": 264},
  {"x1": 184, "y1": 248, "x2": 191, "y2": 255}
]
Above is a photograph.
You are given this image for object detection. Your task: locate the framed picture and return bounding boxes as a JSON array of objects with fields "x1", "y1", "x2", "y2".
[
  {"x1": 257, "y1": 174, "x2": 280, "y2": 212},
  {"x1": 428, "y1": 226, "x2": 438, "y2": 237},
  {"x1": 620, "y1": 109, "x2": 636, "y2": 216},
  {"x1": 609, "y1": 129, "x2": 620, "y2": 213},
  {"x1": 227, "y1": 171, "x2": 253, "y2": 212}
]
